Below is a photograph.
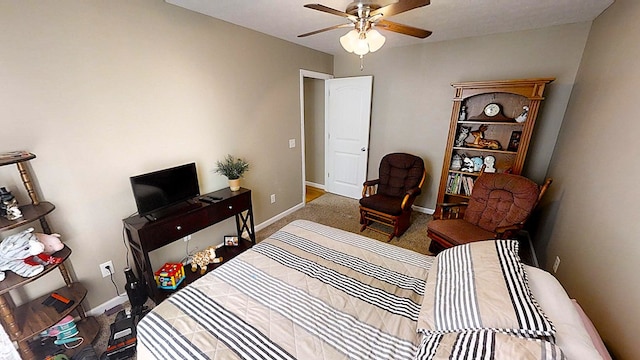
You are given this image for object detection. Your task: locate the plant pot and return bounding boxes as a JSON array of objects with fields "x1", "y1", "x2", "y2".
[{"x1": 228, "y1": 179, "x2": 241, "y2": 191}]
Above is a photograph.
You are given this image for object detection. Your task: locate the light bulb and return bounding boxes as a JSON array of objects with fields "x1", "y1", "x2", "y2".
[
  {"x1": 353, "y1": 32, "x2": 369, "y2": 56},
  {"x1": 367, "y1": 29, "x2": 386, "y2": 52}
]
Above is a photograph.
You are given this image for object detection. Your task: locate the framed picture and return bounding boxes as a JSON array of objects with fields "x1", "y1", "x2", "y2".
[
  {"x1": 224, "y1": 235, "x2": 239, "y2": 247},
  {"x1": 507, "y1": 131, "x2": 522, "y2": 152}
]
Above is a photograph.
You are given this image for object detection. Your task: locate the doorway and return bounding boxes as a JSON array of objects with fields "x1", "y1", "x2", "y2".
[
  {"x1": 299, "y1": 70, "x2": 332, "y2": 205},
  {"x1": 299, "y1": 70, "x2": 373, "y2": 204}
]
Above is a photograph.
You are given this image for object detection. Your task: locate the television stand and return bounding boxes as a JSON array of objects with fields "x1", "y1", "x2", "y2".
[
  {"x1": 123, "y1": 187, "x2": 255, "y2": 303},
  {"x1": 143, "y1": 200, "x2": 201, "y2": 222}
]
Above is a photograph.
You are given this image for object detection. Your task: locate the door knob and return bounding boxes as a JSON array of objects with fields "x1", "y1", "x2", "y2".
[{"x1": 361, "y1": 147, "x2": 366, "y2": 151}]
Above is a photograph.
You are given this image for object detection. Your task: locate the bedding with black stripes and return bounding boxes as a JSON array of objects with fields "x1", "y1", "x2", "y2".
[{"x1": 136, "y1": 220, "x2": 434, "y2": 360}]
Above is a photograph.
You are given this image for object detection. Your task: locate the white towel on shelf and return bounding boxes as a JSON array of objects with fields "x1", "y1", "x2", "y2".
[{"x1": 0, "y1": 325, "x2": 20, "y2": 360}]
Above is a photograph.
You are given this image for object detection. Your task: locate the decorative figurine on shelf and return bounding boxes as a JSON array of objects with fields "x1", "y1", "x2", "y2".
[
  {"x1": 458, "y1": 105, "x2": 467, "y2": 121},
  {"x1": 471, "y1": 156, "x2": 484, "y2": 172},
  {"x1": 484, "y1": 155, "x2": 497, "y2": 173},
  {"x1": 455, "y1": 126, "x2": 470, "y2": 147},
  {"x1": 467, "y1": 125, "x2": 502, "y2": 150},
  {"x1": 450, "y1": 154, "x2": 463, "y2": 171},
  {"x1": 515, "y1": 106, "x2": 529, "y2": 123},
  {"x1": 0, "y1": 187, "x2": 22, "y2": 220},
  {"x1": 460, "y1": 156, "x2": 475, "y2": 172}
]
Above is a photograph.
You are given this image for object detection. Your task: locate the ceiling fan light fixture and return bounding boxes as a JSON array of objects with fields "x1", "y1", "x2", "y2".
[
  {"x1": 367, "y1": 29, "x2": 385, "y2": 52},
  {"x1": 339, "y1": 29, "x2": 359, "y2": 53},
  {"x1": 300, "y1": 1, "x2": 432, "y2": 62}
]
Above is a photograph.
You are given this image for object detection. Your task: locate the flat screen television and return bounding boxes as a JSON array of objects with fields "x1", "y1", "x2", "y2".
[{"x1": 130, "y1": 163, "x2": 200, "y2": 217}]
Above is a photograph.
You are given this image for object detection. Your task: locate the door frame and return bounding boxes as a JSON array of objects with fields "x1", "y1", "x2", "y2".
[{"x1": 299, "y1": 69, "x2": 334, "y2": 205}]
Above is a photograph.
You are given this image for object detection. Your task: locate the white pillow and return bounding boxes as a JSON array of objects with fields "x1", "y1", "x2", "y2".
[{"x1": 525, "y1": 265, "x2": 605, "y2": 360}]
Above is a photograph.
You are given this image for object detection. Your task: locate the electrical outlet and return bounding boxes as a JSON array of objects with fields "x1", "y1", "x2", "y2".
[
  {"x1": 100, "y1": 260, "x2": 114, "y2": 278},
  {"x1": 183, "y1": 234, "x2": 192, "y2": 242},
  {"x1": 553, "y1": 256, "x2": 561, "y2": 273},
  {"x1": 288, "y1": 139, "x2": 296, "y2": 148},
  {"x1": 270, "y1": 194, "x2": 276, "y2": 203}
]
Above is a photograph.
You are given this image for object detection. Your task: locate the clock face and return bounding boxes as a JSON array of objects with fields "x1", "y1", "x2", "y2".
[{"x1": 484, "y1": 103, "x2": 500, "y2": 117}]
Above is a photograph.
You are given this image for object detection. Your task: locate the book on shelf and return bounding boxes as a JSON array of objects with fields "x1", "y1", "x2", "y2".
[
  {"x1": 446, "y1": 172, "x2": 476, "y2": 196},
  {"x1": 466, "y1": 176, "x2": 475, "y2": 195}
]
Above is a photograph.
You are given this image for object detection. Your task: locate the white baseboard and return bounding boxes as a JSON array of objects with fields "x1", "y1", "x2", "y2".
[
  {"x1": 413, "y1": 205, "x2": 435, "y2": 215},
  {"x1": 254, "y1": 202, "x2": 306, "y2": 233},
  {"x1": 87, "y1": 293, "x2": 129, "y2": 317},
  {"x1": 305, "y1": 181, "x2": 325, "y2": 190},
  {"x1": 254, "y1": 201, "x2": 432, "y2": 234}
]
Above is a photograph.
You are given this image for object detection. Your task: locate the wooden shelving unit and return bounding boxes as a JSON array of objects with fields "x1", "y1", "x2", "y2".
[
  {"x1": 0, "y1": 151, "x2": 98, "y2": 360},
  {"x1": 435, "y1": 79, "x2": 554, "y2": 215},
  {"x1": 123, "y1": 187, "x2": 256, "y2": 304}
]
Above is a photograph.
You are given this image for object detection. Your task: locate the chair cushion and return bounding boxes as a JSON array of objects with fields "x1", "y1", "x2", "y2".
[
  {"x1": 359, "y1": 194, "x2": 404, "y2": 216},
  {"x1": 377, "y1": 153, "x2": 424, "y2": 197},
  {"x1": 427, "y1": 218, "x2": 496, "y2": 246},
  {"x1": 464, "y1": 173, "x2": 539, "y2": 232}
]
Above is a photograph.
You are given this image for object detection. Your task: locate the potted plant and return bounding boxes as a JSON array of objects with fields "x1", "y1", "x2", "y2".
[{"x1": 214, "y1": 154, "x2": 249, "y2": 191}]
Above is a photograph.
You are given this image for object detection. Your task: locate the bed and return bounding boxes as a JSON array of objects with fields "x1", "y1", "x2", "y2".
[{"x1": 136, "y1": 220, "x2": 609, "y2": 360}]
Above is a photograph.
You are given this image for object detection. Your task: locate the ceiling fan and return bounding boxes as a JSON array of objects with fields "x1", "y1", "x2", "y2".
[{"x1": 299, "y1": 0, "x2": 432, "y2": 56}]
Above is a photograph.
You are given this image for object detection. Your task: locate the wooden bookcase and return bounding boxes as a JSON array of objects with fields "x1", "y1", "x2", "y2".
[
  {"x1": 435, "y1": 79, "x2": 554, "y2": 215},
  {"x1": 0, "y1": 151, "x2": 98, "y2": 360}
]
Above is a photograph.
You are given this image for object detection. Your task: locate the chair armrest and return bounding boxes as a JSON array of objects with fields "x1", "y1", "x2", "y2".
[
  {"x1": 363, "y1": 179, "x2": 380, "y2": 187},
  {"x1": 405, "y1": 187, "x2": 421, "y2": 198},
  {"x1": 400, "y1": 187, "x2": 422, "y2": 210},
  {"x1": 434, "y1": 202, "x2": 469, "y2": 220},
  {"x1": 362, "y1": 179, "x2": 380, "y2": 197}
]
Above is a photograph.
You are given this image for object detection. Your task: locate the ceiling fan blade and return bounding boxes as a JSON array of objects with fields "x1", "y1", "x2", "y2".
[
  {"x1": 304, "y1": 4, "x2": 358, "y2": 21},
  {"x1": 370, "y1": 0, "x2": 430, "y2": 18},
  {"x1": 376, "y1": 20, "x2": 432, "y2": 38},
  {"x1": 298, "y1": 24, "x2": 353, "y2": 38}
]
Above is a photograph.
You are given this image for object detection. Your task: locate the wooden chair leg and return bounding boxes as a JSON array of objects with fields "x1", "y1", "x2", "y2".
[{"x1": 428, "y1": 239, "x2": 446, "y2": 254}]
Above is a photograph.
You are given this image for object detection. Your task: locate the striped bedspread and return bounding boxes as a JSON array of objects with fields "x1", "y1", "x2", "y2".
[{"x1": 137, "y1": 220, "x2": 434, "y2": 360}]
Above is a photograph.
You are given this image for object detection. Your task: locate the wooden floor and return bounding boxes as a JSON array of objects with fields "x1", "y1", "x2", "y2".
[{"x1": 305, "y1": 185, "x2": 325, "y2": 203}]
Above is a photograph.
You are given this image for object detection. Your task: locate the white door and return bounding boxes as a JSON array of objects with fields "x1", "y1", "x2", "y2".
[{"x1": 325, "y1": 76, "x2": 373, "y2": 199}]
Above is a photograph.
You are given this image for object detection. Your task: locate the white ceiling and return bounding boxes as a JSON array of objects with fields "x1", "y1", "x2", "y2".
[{"x1": 165, "y1": 0, "x2": 613, "y2": 55}]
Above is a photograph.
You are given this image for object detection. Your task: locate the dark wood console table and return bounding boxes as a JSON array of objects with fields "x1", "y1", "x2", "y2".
[{"x1": 123, "y1": 187, "x2": 255, "y2": 303}]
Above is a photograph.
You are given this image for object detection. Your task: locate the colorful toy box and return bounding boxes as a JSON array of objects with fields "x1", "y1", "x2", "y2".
[{"x1": 154, "y1": 262, "x2": 185, "y2": 290}]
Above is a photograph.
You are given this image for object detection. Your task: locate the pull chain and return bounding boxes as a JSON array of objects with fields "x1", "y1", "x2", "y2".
[{"x1": 360, "y1": 55, "x2": 364, "y2": 71}]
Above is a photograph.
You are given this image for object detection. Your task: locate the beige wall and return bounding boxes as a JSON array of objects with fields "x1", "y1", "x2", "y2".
[
  {"x1": 334, "y1": 23, "x2": 591, "y2": 210},
  {"x1": 303, "y1": 78, "x2": 325, "y2": 185},
  {"x1": 540, "y1": 1, "x2": 639, "y2": 358},
  {"x1": 0, "y1": 0, "x2": 332, "y2": 309}
]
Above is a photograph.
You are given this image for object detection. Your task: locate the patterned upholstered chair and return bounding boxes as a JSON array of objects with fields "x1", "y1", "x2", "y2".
[
  {"x1": 427, "y1": 172, "x2": 552, "y2": 253},
  {"x1": 359, "y1": 153, "x2": 426, "y2": 241}
]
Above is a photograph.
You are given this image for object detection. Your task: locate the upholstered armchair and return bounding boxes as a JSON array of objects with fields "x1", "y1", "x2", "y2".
[
  {"x1": 359, "y1": 153, "x2": 426, "y2": 241},
  {"x1": 428, "y1": 173, "x2": 552, "y2": 253}
]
